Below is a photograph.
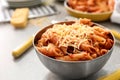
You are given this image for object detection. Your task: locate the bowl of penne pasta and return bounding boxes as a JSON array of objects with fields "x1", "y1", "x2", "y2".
[
  {"x1": 33, "y1": 18, "x2": 115, "y2": 79},
  {"x1": 64, "y1": 0, "x2": 115, "y2": 22}
]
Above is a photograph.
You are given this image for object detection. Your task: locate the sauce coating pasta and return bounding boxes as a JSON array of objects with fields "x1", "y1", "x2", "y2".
[
  {"x1": 36, "y1": 18, "x2": 114, "y2": 61},
  {"x1": 67, "y1": 0, "x2": 115, "y2": 13}
]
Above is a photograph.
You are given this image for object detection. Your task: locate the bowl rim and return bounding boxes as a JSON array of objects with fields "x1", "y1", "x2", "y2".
[
  {"x1": 33, "y1": 21, "x2": 115, "y2": 63},
  {"x1": 64, "y1": 0, "x2": 113, "y2": 15}
]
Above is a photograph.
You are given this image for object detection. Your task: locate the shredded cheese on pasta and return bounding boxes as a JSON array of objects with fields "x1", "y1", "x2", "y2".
[
  {"x1": 37, "y1": 19, "x2": 114, "y2": 61},
  {"x1": 46, "y1": 21, "x2": 94, "y2": 49}
]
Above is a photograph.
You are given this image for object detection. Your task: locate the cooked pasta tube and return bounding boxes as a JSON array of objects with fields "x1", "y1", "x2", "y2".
[
  {"x1": 56, "y1": 52, "x2": 93, "y2": 61},
  {"x1": 12, "y1": 36, "x2": 33, "y2": 58},
  {"x1": 37, "y1": 43, "x2": 64, "y2": 57},
  {"x1": 111, "y1": 30, "x2": 120, "y2": 40},
  {"x1": 97, "y1": 68, "x2": 120, "y2": 80}
]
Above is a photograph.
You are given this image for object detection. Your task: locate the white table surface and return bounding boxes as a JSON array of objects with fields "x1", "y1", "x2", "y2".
[{"x1": 0, "y1": 1, "x2": 120, "y2": 80}]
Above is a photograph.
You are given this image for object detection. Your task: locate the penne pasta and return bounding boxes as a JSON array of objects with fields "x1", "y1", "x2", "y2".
[
  {"x1": 56, "y1": 52, "x2": 93, "y2": 61},
  {"x1": 36, "y1": 19, "x2": 114, "y2": 61},
  {"x1": 89, "y1": 34, "x2": 106, "y2": 45},
  {"x1": 104, "y1": 39, "x2": 114, "y2": 49},
  {"x1": 67, "y1": 0, "x2": 115, "y2": 13},
  {"x1": 37, "y1": 43, "x2": 64, "y2": 57}
]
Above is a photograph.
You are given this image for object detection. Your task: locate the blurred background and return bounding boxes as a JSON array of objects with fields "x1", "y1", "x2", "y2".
[{"x1": 0, "y1": 0, "x2": 120, "y2": 80}]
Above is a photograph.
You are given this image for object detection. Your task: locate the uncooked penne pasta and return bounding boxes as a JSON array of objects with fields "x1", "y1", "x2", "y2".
[
  {"x1": 97, "y1": 68, "x2": 120, "y2": 80},
  {"x1": 111, "y1": 30, "x2": 120, "y2": 40},
  {"x1": 12, "y1": 36, "x2": 33, "y2": 58}
]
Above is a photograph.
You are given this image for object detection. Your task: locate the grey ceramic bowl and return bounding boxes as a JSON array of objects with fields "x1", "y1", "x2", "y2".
[{"x1": 33, "y1": 21, "x2": 115, "y2": 79}]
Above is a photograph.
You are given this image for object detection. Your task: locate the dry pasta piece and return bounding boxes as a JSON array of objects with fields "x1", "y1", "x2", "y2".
[
  {"x1": 97, "y1": 68, "x2": 120, "y2": 80},
  {"x1": 111, "y1": 30, "x2": 120, "y2": 40}
]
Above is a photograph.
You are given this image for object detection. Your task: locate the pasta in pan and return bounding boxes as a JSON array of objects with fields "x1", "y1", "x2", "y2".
[{"x1": 36, "y1": 18, "x2": 114, "y2": 61}]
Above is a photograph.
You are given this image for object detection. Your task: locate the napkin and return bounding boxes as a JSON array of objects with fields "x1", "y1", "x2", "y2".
[{"x1": 110, "y1": 0, "x2": 120, "y2": 24}]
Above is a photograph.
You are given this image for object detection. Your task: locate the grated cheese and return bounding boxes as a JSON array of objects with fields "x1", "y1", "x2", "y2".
[{"x1": 46, "y1": 22, "x2": 94, "y2": 49}]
